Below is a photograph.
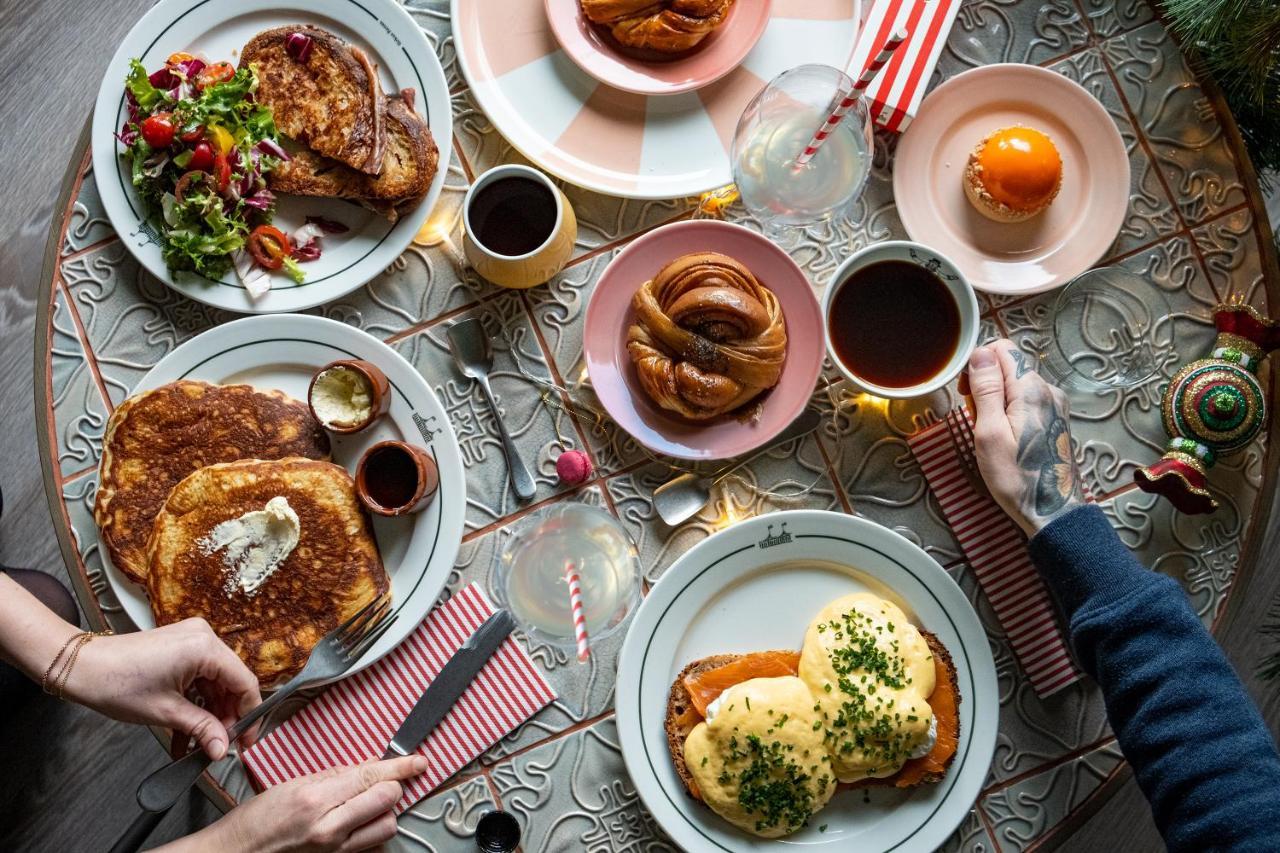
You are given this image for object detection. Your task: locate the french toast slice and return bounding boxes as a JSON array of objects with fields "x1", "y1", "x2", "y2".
[
  {"x1": 268, "y1": 92, "x2": 438, "y2": 222},
  {"x1": 241, "y1": 25, "x2": 386, "y2": 175}
]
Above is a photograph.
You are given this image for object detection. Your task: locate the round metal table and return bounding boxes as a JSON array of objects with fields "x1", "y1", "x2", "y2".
[{"x1": 35, "y1": 2, "x2": 1279, "y2": 850}]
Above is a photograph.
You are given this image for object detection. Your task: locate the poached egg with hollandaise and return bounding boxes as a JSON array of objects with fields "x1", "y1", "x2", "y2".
[
  {"x1": 798, "y1": 593, "x2": 938, "y2": 782},
  {"x1": 683, "y1": 676, "x2": 836, "y2": 838}
]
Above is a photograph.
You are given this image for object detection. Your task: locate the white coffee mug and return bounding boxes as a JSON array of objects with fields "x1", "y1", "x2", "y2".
[{"x1": 823, "y1": 241, "x2": 980, "y2": 398}]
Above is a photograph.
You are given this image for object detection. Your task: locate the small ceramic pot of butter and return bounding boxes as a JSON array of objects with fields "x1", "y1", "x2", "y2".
[
  {"x1": 308, "y1": 360, "x2": 391, "y2": 433},
  {"x1": 355, "y1": 440, "x2": 440, "y2": 516}
]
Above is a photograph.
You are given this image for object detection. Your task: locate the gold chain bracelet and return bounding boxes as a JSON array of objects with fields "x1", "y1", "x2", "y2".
[{"x1": 41, "y1": 629, "x2": 112, "y2": 699}]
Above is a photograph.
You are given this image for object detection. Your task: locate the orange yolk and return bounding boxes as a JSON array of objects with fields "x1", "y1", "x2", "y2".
[{"x1": 976, "y1": 127, "x2": 1062, "y2": 210}]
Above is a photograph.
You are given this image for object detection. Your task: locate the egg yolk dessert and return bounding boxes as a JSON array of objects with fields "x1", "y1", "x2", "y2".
[
  {"x1": 664, "y1": 594, "x2": 961, "y2": 838},
  {"x1": 963, "y1": 125, "x2": 1063, "y2": 222}
]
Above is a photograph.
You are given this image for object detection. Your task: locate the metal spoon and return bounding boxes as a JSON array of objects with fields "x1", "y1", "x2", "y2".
[
  {"x1": 652, "y1": 408, "x2": 823, "y2": 526},
  {"x1": 447, "y1": 319, "x2": 537, "y2": 501}
]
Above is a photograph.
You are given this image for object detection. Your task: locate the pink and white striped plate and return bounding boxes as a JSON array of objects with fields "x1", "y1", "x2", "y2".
[{"x1": 452, "y1": 0, "x2": 862, "y2": 199}]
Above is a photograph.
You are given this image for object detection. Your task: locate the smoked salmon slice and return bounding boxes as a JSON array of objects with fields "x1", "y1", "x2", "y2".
[
  {"x1": 893, "y1": 648, "x2": 959, "y2": 787},
  {"x1": 681, "y1": 650, "x2": 802, "y2": 718}
]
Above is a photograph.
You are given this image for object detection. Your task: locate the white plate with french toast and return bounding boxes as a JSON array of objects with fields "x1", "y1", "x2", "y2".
[
  {"x1": 616, "y1": 510, "x2": 998, "y2": 852},
  {"x1": 91, "y1": 0, "x2": 451, "y2": 314},
  {"x1": 93, "y1": 314, "x2": 466, "y2": 685}
]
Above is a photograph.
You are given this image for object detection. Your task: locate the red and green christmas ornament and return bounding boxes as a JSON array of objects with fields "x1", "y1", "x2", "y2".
[{"x1": 1135, "y1": 304, "x2": 1279, "y2": 514}]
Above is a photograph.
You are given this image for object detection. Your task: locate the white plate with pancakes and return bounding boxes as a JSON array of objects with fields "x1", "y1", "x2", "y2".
[
  {"x1": 91, "y1": 0, "x2": 452, "y2": 313},
  {"x1": 616, "y1": 510, "x2": 998, "y2": 852},
  {"x1": 96, "y1": 314, "x2": 466, "y2": 682}
]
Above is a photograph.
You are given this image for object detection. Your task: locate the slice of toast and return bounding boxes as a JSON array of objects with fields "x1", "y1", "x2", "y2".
[
  {"x1": 268, "y1": 92, "x2": 438, "y2": 221},
  {"x1": 241, "y1": 25, "x2": 386, "y2": 175},
  {"x1": 665, "y1": 634, "x2": 960, "y2": 801}
]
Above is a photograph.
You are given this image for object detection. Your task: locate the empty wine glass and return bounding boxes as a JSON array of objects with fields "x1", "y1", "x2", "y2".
[
  {"x1": 731, "y1": 64, "x2": 874, "y2": 235},
  {"x1": 1039, "y1": 267, "x2": 1176, "y2": 392}
]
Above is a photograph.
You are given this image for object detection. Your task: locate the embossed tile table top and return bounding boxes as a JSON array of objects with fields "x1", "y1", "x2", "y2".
[{"x1": 34, "y1": 2, "x2": 1278, "y2": 851}]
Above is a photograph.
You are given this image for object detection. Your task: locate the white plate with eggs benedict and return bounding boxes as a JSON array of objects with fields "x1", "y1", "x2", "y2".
[{"x1": 616, "y1": 510, "x2": 998, "y2": 852}]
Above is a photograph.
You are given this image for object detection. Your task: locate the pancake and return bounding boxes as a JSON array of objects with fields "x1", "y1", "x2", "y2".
[
  {"x1": 147, "y1": 458, "x2": 389, "y2": 685},
  {"x1": 95, "y1": 380, "x2": 331, "y2": 584}
]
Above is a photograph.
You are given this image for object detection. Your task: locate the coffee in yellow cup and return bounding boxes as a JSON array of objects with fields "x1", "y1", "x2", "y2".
[{"x1": 462, "y1": 165, "x2": 577, "y2": 289}]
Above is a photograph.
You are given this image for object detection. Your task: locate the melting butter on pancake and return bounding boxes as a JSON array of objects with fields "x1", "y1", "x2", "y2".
[
  {"x1": 799, "y1": 593, "x2": 936, "y2": 783},
  {"x1": 147, "y1": 458, "x2": 387, "y2": 686},
  {"x1": 683, "y1": 676, "x2": 836, "y2": 838},
  {"x1": 95, "y1": 380, "x2": 330, "y2": 585},
  {"x1": 198, "y1": 496, "x2": 301, "y2": 596}
]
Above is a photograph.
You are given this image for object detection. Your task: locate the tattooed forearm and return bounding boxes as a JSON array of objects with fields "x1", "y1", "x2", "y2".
[{"x1": 1014, "y1": 406, "x2": 1082, "y2": 524}]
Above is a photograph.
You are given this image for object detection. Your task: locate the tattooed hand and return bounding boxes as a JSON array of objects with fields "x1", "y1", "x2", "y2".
[{"x1": 968, "y1": 340, "x2": 1085, "y2": 537}]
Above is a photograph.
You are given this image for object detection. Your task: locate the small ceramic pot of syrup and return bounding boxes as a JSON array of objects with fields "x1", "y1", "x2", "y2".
[
  {"x1": 355, "y1": 441, "x2": 440, "y2": 516},
  {"x1": 823, "y1": 241, "x2": 979, "y2": 399},
  {"x1": 308, "y1": 360, "x2": 391, "y2": 434},
  {"x1": 462, "y1": 164, "x2": 577, "y2": 289}
]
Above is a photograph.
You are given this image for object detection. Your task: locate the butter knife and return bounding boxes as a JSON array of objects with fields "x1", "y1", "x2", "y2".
[{"x1": 383, "y1": 609, "x2": 516, "y2": 759}]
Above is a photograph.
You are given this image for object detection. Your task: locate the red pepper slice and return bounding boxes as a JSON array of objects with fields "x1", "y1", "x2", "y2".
[
  {"x1": 173, "y1": 171, "x2": 212, "y2": 203},
  {"x1": 247, "y1": 225, "x2": 292, "y2": 271},
  {"x1": 214, "y1": 150, "x2": 232, "y2": 193}
]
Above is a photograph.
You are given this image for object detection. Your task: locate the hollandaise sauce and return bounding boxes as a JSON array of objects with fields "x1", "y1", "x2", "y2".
[{"x1": 800, "y1": 593, "x2": 936, "y2": 782}]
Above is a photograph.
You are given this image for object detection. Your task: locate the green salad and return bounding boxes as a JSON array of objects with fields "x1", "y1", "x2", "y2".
[{"x1": 118, "y1": 54, "x2": 308, "y2": 285}]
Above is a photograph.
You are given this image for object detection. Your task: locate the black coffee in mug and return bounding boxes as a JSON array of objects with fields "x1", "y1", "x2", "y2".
[
  {"x1": 828, "y1": 259, "x2": 961, "y2": 388},
  {"x1": 468, "y1": 176, "x2": 558, "y2": 257}
]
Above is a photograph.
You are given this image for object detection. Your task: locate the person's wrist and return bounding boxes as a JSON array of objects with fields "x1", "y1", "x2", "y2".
[{"x1": 1023, "y1": 496, "x2": 1085, "y2": 538}]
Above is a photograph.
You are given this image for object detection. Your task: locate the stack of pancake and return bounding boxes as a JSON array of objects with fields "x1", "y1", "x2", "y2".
[{"x1": 95, "y1": 380, "x2": 391, "y2": 686}]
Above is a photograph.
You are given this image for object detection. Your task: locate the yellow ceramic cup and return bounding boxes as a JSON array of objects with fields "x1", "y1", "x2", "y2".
[{"x1": 462, "y1": 165, "x2": 577, "y2": 289}]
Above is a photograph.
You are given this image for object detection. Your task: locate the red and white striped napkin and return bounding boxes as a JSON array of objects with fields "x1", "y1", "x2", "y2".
[
  {"x1": 909, "y1": 410, "x2": 1084, "y2": 697},
  {"x1": 849, "y1": 0, "x2": 963, "y2": 132},
  {"x1": 242, "y1": 584, "x2": 556, "y2": 811}
]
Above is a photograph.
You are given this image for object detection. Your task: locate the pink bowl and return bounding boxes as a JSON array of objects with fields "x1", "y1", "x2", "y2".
[
  {"x1": 583, "y1": 220, "x2": 823, "y2": 461},
  {"x1": 545, "y1": 0, "x2": 773, "y2": 96}
]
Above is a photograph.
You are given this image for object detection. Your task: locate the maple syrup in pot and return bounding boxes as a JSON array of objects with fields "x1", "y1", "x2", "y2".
[
  {"x1": 362, "y1": 444, "x2": 419, "y2": 510},
  {"x1": 828, "y1": 259, "x2": 961, "y2": 388}
]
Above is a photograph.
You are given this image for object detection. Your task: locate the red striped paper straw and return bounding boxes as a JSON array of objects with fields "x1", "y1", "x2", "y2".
[
  {"x1": 794, "y1": 27, "x2": 909, "y2": 167},
  {"x1": 564, "y1": 560, "x2": 590, "y2": 662}
]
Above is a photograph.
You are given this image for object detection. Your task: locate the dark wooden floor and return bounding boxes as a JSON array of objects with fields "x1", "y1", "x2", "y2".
[{"x1": 1, "y1": 2, "x2": 1277, "y2": 851}]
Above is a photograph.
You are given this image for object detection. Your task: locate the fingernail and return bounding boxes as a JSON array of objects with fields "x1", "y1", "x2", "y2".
[
  {"x1": 970, "y1": 348, "x2": 996, "y2": 368},
  {"x1": 412, "y1": 756, "x2": 428, "y2": 773},
  {"x1": 210, "y1": 738, "x2": 226, "y2": 760}
]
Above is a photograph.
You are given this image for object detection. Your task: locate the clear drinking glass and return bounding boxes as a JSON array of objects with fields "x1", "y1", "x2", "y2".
[
  {"x1": 731, "y1": 64, "x2": 874, "y2": 234},
  {"x1": 1040, "y1": 267, "x2": 1176, "y2": 392},
  {"x1": 491, "y1": 503, "x2": 640, "y2": 650}
]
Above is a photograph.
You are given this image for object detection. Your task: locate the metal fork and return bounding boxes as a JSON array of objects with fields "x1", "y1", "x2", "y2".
[{"x1": 108, "y1": 597, "x2": 398, "y2": 853}]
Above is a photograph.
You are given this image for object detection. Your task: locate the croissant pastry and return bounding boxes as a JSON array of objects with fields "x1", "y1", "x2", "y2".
[
  {"x1": 580, "y1": 0, "x2": 735, "y2": 54},
  {"x1": 627, "y1": 252, "x2": 787, "y2": 421}
]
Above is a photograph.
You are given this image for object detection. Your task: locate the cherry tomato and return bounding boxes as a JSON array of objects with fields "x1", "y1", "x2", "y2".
[
  {"x1": 213, "y1": 151, "x2": 232, "y2": 193},
  {"x1": 195, "y1": 61, "x2": 235, "y2": 91},
  {"x1": 180, "y1": 125, "x2": 205, "y2": 143},
  {"x1": 246, "y1": 225, "x2": 292, "y2": 270},
  {"x1": 139, "y1": 113, "x2": 176, "y2": 149},
  {"x1": 187, "y1": 142, "x2": 214, "y2": 172},
  {"x1": 174, "y1": 171, "x2": 212, "y2": 203}
]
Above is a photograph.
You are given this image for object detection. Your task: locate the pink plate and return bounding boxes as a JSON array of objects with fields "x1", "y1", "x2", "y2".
[
  {"x1": 584, "y1": 220, "x2": 823, "y2": 461},
  {"x1": 893, "y1": 64, "x2": 1130, "y2": 296},
  {"x1": 545, "y1": 0, "x2": 772, "y2": 96}
]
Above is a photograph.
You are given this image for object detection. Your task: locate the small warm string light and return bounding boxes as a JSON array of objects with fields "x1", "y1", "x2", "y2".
[{"x1": 696, "y1": 185, "x2": 740, "y2": 219}]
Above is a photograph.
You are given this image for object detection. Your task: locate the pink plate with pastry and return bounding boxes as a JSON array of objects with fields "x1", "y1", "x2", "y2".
[
  {"x1": 583, "y1": 219, "x2": 823, "y2": 461},
  {"x1": 546, "y1": 0, "x2": 773, "y2": 96},
  {"x1": 894, "y1": 64, "x2": 1130, "y2": 296}
]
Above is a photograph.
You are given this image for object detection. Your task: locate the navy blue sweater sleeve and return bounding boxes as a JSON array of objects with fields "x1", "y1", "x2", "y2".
[{"x1": 1028, "y1": 504, "x2": 1280, "y2": 851}]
